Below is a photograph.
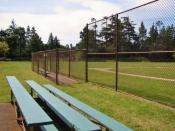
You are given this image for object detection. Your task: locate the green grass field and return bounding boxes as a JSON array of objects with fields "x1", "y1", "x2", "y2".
[
  {"x1": 36, "y1": 60, "x2": 175, "y2": 107},
  {"x1": 88, "y1": 61, "x2": 175, "y2": 107},
  {"x1": 89, "y1": 61, "x2": 175, "y2": 79},
  {"x1": 0, "y1": 61, "x2": 175, "y2": 131}
]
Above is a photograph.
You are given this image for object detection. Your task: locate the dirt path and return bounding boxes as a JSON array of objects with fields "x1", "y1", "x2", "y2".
[
  {"x1": 47, "y1": 72, "x2": 77, "y2": 85},
  {"x1": 0, "y1": 103, "x2": 22, "y2": 131},
  {"x1": 38, "y1": 68, "x2": 77, "y2": 85},
  {"x1": 89, "y1": 68, "x2": 175, "y2": 82}
]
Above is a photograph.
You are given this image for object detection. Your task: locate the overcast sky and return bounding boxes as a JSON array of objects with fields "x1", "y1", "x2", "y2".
[{"x1": 0, "y1": 0, "x2": 173, "y2": 45}]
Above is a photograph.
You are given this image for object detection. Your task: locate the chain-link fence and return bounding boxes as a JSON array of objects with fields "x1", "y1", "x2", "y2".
[
  {"x1": 32, "y1": 0, "x2": 175, "y2": 107},
  {"x1": 70, "y1": 49, "x2": 86, "y2": 80},
  {"x1": 87, "y1": 15, "x2": 117, "y2": 89},
  {"x1": 86, "y1": 0, "x2": 175, "y2": 107},
  {"x1": 32, "y1": 49, "x2": 86, "y2": 84},
  {"x1": 32, "y1": 51, "x2": 45, "y2": 74}
]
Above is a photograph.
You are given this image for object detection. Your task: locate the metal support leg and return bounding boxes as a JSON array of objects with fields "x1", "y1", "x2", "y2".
[
  {"x1": 106, "y1": 128, "x2": 109, "y2": 131},
  {"x1": 11, "y1": 90, "x2": 14, "y2": 104},
  {"x1": 17, "y1": 105, "x2": 21, "y2": 118},
  {"x1": 31, "y1": 88, "x2": 33, "y2": 97}
]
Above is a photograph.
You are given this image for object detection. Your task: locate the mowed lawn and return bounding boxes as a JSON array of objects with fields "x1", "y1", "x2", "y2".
[
  {"x1": 89, "y1": 61, "x2": 175, "y2": 79},
  {"x1": 0, "y1": 61, "x2": 175, "y2": 131},
  {"x1": 0, "y1": 62, "x2": 175, "y2": 131},
  {"x1": 88, "y1": 61, "x2": 175, "y2": 107}
]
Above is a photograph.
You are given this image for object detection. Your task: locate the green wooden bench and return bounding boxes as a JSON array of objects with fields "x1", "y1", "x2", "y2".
[
  {"x1": 26, "y1": 80, "x2": 101, "y2": 131},
  {"x1": 6, "y1": 76, "x2": 58, "y2": 131},
  {"x1": 40, "y1": 124, "x2": 59, "y2": 131},
  {"x1": 44, "y1": 84, "x2": 133, "y2": 131}
]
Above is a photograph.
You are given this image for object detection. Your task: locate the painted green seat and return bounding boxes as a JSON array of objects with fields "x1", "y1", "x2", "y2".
[
  {"x1": 26, "y1": 80, "x2": 101, "y2": 131},
  {"x1": 44, "y1": 84, "x2": 133, "y2": 131},
  {"x1": 6, "y1": 76, "x2": 58, "y2": 131},
  {"x1": 40, "y1": 124, "x2": 58, "y2": 131}
]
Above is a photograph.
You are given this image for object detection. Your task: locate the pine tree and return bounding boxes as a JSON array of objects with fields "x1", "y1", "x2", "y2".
[
  {"x1": 149, "y1": 23, "x2": 158, "y2": 50},
  {"x1": 139, "y1": 21, "x2": 147, "y2": 50},
  {"x1": 47, "y1": 33, "x2": 54, "y2": 49},
  {"x1": 16, "y1": 27, "x2": 26, "y2": 58},
  {"x1": 79, "y1": 27, "x2": 97, "y2": 52},
  {"x1": 53, "y1": 36, "x2": 60, "y2": 48},
  {"x1": 120, "y1": 17, "x2": 138, "y2": 51},
  {"x1": 5, "y1": 20, "x2": 18, "y2": 58},
  {"x1": 158, "y1": 25, "x2": 175, "y2": 50},
  {"x1": 26, "y1": 26, "x2": 31, "y2": 40},
  {"x1": 27, "y1": 27, "x2": 43, "y2": 53}
]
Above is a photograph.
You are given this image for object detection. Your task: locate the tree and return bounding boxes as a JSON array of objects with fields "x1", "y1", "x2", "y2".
[
  {"x1": 70, "y1": 43, "x2": 73, "y2": 49},
  {"x1": 122, "y1": 17, "x2": 137, "y2": 42},
  {"x1": 99, "y1": 17, "x2": 109, "y2": 45},
  {"x1": 5, "y1": 20, "x2": 19, "y2": 58},
  {"x1": 0, "y1": 41, "x2": 9, "y2": 57},
  {"x1": 0, "y1": 30, "x2": 7, "y2": 41},
  {"x1": 0, "y1": 20, "x2": 51, "y2": 59},
  {"x1": 27, "y1": 27, "x2": 43, "y2": 54},
  {"x1": 158, "y1": 25, "x2": 175, "y2": 50},
  {"x1": 77, "y1": 26, "x2": 87, "y2": 49},
  {"x1": 9, "y1": 19, "x2": 17, "y2": 30},
  {"x1": 76, "y1": 24, "x2": 100, "y2": 52},
  {"x1": 2, "y1": 20, "x2": 26, "y2": 58},
  {"x1": 119, "y1": 17, "x2": 138, "y2": 51},
  {"x1": 65, "y1": 44, "x2": 69, "y2": 49},
  {"x1": 47, "y1": 33, "x2": 54, "y2": 49},
  {"x1": 16, "y1": 27, "x2": 26, "y2": 58},
  {"x1": 139, "y1": 21, "x2": 147, "y2": 50},
  {"x1": 26, "y1": 26, "x2": 31, "y2": 40},
  {"x1": 148, "y1": 23, "x2": 158, "y2": 50},
  {"x1": 53, "y1": 36, "x2": 60, "y2": 48}
]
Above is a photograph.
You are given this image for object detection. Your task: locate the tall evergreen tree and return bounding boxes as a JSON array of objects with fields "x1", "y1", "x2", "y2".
[
  {"x1": 120, "y1": 17, "x2": 138, "y2": 51},
  {"x1": 53, "y1": 36, "x2": 60, "y2": 48},
  {"x1": 47, "y1": 33, "x2": 54, "y2": 49},
  {"x1": 158, "y1": 25, "x2": 175, "y2": 50},
  {"x1": 16, "y1": 27, "x2": 26, "y2": 58},
  {"x1": 26, "y1": 26, "x2": 31, "y2": 40},
  {"x1": 5, "y1": 20, "x2": 19, "y2": 58},
  {"x1": 27, "y1": 27, "x2": 43, "y2": 53},
  {"x1": 78, "y1": 26, "x2": 97, "y2": 52},
  {"x1": 0, "y1": 30, "x2": 7, "y2": 41},
  {"x1": 149, "y1": 23, "x2": 158, "y2": 50},
  {"x1": 139, "y1": 21, "x2": 147, "y2": 50}
]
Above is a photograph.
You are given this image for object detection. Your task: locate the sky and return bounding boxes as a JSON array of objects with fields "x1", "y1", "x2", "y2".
[{"x1": 0, "y1": 0, "x2": 174, "y2": 45}]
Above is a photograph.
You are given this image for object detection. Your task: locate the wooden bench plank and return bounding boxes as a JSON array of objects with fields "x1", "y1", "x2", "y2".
[
  {"x1": 40, "y1": 124, "x2": 58, "y2": 131},
  {"x1": 44, "y1": 84, "x2": 133, "y2": 131},
  {"x1": 6, "y1": 76, "x2": 53, "y2": 127},
  {"x1": 26, "y1": 80, "x2": 101, "y2": 131}
]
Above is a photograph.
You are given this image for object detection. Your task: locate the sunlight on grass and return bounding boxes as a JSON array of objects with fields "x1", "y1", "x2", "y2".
[
  {"x1": 0, "y1": 61, "x2": 175, "y2": 131},
  {"x1": 88, "y1": 61, "x2": 175, "y2": 107}
]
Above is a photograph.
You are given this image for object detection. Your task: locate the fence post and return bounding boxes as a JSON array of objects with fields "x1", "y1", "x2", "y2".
[
  {"x1": 37, "y1": 54, "x2": 39, "y2": 74},
  {"x1": 85, "y1": 24, "x2": 89, "y2": 82},
  {"x1": 32, "y1": 53, "x2": 34, "y2": 71},
  {"x1": 44, "y1": 51, "x2": 47, "y2": 77},
  {"x1": 50, "y1": 56, "x2": 51, "y2": 72},
  {"x1": 56, "y1": 49, "x2": 59, "y2": 84},
  {"x1": 69, "y1": 48, "x2": 71, "y2": 77},
  {"x1": 115, "y1": 14, "x2": 119, "y2": 92}
]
